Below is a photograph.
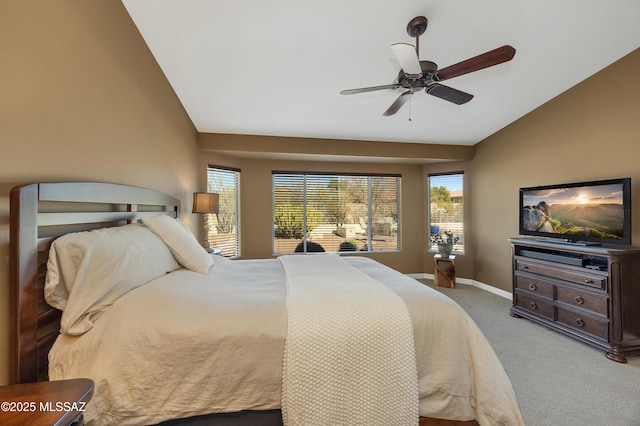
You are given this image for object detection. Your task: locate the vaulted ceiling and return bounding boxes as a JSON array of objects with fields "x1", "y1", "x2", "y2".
[{"x1": 122, "y1": 0, "x2": 640, "y2": 146}]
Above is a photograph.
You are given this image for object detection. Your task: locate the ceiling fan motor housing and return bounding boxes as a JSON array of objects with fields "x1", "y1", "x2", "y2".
[
  {"x1": 407, "y1": 16, "x2": 428, "y2": 37},
  {"x1": 398, "y1": 60, "x2": 438, "y2": 89}
]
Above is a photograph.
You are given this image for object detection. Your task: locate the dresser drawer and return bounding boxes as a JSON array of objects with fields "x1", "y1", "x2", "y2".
[
  {"x1": 556, "y1": 308, "x2": 609, "y2": 340},
  {"x1": 514, "y1": 293, "x2": 554, "y2": 320},
  {"x1": 556, "y1": 287, "x2": 608, "y2": 317},
  {"x1": 515, "y1": 259, "x2": 606, "y2": 289},
  {"x1": 515, "y1": 273, "x2": 554, "y2": 300}
]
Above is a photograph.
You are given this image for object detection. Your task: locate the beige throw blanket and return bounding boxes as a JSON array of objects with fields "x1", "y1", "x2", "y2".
[{"x1": 279, "y1": 254, "x2": 419, "y2": 426}]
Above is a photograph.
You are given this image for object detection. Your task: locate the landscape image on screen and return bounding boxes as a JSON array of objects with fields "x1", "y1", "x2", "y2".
[{"x1": 521, "y1": 183, "x2": 625, "y2": 240}]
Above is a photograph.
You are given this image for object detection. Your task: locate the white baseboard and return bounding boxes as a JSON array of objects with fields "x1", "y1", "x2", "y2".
[
  {"x1": 407, "y1": 273, "x2": 512, "y2": 300},
  {"x1": 469, "y1": 280, "x2": 512, "y2": 299}
]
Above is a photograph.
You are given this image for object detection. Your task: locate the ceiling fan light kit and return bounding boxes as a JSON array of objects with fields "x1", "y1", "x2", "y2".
[{"x1": 340, "y1": 15, "x2": 516, "y2": 116}]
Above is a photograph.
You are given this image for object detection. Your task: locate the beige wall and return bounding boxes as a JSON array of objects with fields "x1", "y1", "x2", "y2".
[
  {"x1": 469, "y1": 48, "x2": 640, "y2": 292},
  {"x1": 197, "y1": 146, "x2": 428, "y2": 274},
  {"x1": 198, "y1": 133, "x2": 474, "y2": 163},
  {"x1": 197, "y1": 134, "x2": 476, "y2": 276},
  {"x1": 2, "y1": 0, "x2": 638, "y2": 388},
  {"x1": 0, "y1": 1, "x2": 199, "y2": 384}
]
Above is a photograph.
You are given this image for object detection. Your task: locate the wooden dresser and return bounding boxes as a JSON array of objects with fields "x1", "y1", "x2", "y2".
[{"x1": 508, "y1": 238, "x2": 640, "y2": 362}]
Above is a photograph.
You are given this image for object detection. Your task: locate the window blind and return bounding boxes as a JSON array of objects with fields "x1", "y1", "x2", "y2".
[
  {"x1": 273, "y1": 173, "x2": 400, "y2": 254},
  {"x1": 206, "y1": 166, "x2": 240, "y2": 257}
]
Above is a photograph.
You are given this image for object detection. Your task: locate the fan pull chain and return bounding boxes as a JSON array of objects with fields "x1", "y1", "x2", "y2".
[{"x1": 408, "y1": 97, "x2": 412, "y2": 122}]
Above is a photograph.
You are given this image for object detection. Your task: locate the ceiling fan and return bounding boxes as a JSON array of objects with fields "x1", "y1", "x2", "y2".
[{"x1": 340, "y1": 16, "x2": 516, "y2": 116}]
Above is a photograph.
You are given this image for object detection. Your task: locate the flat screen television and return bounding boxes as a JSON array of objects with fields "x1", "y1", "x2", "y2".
[{"x1": 519, "y1": 178, "x2": 631, "y2": 246}]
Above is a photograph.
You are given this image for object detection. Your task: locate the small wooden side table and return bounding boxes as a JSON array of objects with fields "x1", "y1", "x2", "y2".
[
  {"x1": 0, "y1": 378, "x2": 94, "y2": 426},
  {"x1": 434, "y1": 254, "x2": 456, "y2": 288}
]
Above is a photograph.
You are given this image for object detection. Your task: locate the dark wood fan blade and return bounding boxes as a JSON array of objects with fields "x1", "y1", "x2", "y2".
[
  {"x1": 340, "y1": 84, "x2": 401, "y2": 95},
  {"x1": 382, "y1": 90, "x2": 412, "y2": 116},
  {"x1": 426, "y1": 84, "x2": 474, "y2": 105},
  {"x1": 435, "y1": 45, "x2": 516, "y2": 81}
]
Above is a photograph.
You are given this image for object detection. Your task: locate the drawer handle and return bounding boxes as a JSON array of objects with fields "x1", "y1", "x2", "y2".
[
  {"x1": 520, "y1": 265, "x2": 529, "y2": 270},
  {"x1": 529, "y1": 301, "x2": 537, "y2": 310},
  {"x1": 528, "y1": 283, "x2": 537, "y2": 291},
  {"x1": 574, "y1": 296, "x2": 585, "y2": 305},
  {"x1": 575, "y1": 318, "x2": 585, "y2": 327},
  {"x1": 584, "y1": 279, "x2": 593, "y2": 284}
]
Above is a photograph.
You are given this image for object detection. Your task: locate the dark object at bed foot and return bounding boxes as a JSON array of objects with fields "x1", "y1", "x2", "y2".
[
  {"x1": 156, "y1": 410, "x2": 283, "y2": 426},
  {"x1": 420, "y1": 417, "x2": 480, "y2": 426},
  {"x1": 156, "y1": 411, "x2": 479, "y2": 426}
]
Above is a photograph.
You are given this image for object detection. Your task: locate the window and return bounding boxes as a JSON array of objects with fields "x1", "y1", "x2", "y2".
[
  {"x1": 428, "y1": 173, "x2": 464, "y2": 253},
  {"x1": 206, "y1": 165, "x2": 240, "y2": 257},
  {"x1": 273, "y1": 172, "x2": 400, "y2": 254}
]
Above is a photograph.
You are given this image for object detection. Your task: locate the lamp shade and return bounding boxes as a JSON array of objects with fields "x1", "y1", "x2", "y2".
[{"x1": 192, "y1": 192, "x2": 219, "y2": 214}]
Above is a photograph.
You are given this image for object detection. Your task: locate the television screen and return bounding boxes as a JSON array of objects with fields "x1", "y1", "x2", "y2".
[{"x1": 519, "y1": 178, "x2": 631, "y2": 245}]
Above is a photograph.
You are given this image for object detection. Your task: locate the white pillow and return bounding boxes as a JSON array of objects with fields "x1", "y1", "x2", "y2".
[
  {"x1": 45, "y1": 224, "x2": 180, "y2": 335},
  {"x1": 142, "y1": 215, "x2": 214, "y2": 274}
]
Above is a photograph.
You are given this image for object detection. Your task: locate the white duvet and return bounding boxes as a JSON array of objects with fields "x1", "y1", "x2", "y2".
[{"x1": 48, "y1": 255, "x2": 524, "y2": 425}]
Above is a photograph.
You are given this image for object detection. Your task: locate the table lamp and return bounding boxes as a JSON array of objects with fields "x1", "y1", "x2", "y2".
[{"x1": 192, "y1": 192, "x2": 219, "y2": 251}]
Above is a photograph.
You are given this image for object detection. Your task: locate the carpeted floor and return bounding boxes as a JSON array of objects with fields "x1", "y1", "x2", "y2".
[{"x1": 422, "y1": 280, "x2": 640, "y2": 426}]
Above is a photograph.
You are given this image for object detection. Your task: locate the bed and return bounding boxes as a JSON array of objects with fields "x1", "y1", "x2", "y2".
[{"x1": 9, "y1": 182, "x2": 524, "y2": 426}]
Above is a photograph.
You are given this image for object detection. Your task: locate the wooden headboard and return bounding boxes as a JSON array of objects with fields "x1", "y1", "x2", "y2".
[{"x1": 9, "y1": 182, "x2": 180, "y2": 384}]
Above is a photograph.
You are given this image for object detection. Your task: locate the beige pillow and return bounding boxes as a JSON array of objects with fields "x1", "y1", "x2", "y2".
[
  {"x1": 142, "y1": 215, "x2": 214, "y2": 274},
  {"x1": 45, "y1": 224, "x2": 180, "y2": 335}
]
